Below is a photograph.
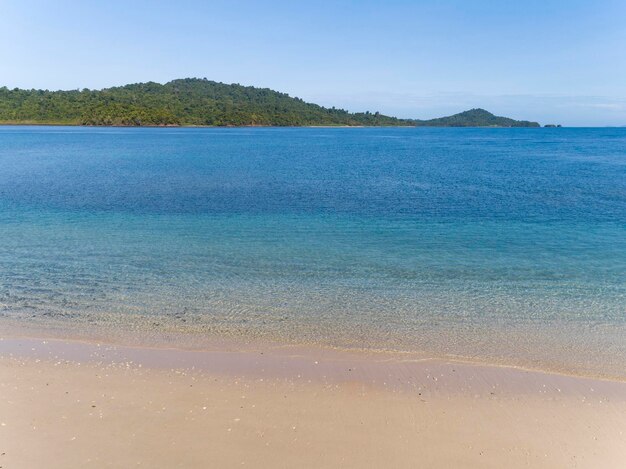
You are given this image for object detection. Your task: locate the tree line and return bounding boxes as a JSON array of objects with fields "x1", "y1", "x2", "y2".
[{"x1": 0, "y1": 78, "x2": 540, "y2": 127}]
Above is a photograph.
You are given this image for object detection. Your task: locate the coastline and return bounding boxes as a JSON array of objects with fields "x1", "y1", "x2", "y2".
[
  {"x1": 2, "y1": 317, "x2": 625, "y2": 383},
  {"x1": 0, "y1": 122, "x2": 386, "y2": 128},
  {"x1": 1, "y1": 333, "x2": 625, "y2": 468},
  {"x1": 0, "y1": 122, "x2": 544, "y2": 128}
]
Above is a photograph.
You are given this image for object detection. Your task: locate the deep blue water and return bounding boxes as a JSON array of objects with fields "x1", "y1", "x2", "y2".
[{"x1": 1, "y1": 126, "x2": 625, "y2": 376}]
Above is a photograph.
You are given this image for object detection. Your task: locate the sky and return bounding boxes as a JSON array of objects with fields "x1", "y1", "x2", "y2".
[{"x1": 1, "y1": 0, "x2": 626, "y2": 126}]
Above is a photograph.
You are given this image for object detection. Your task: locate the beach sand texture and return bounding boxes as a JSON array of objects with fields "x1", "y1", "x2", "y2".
[{"x1": 1, "y1": 337, "x2": 625, "y2": 468}]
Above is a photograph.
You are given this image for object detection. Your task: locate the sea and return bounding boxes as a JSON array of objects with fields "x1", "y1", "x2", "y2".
[{"x1": 0, "y1": 126, "x2": 624, "y2": 378}]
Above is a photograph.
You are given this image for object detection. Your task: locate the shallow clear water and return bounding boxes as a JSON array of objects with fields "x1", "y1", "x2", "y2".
[{"x1": 1, "y1": 126, "x2": 625, "y2": 377}]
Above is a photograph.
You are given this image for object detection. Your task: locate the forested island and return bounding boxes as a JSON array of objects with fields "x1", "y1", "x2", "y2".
[{"x1": 0, "y1": 78, "x2": 540, "y2": 127}]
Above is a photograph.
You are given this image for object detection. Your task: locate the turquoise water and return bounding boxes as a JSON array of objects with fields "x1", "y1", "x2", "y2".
[{"x1": 1, "y1": 126, "x2": 625, "y2": 377}]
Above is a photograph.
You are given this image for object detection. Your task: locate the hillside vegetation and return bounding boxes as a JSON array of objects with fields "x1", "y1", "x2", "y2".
[
  {"x1": 0, "y1": 78, "x2": 540, "y2": 127},
  {"x1": 417, "y1": 108, "x2": 539, "y2": 127}
]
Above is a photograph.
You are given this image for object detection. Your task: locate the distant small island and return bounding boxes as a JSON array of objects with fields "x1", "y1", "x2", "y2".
[{"x1": 0, "y1": 78, "x2": 540, "y2": 127}]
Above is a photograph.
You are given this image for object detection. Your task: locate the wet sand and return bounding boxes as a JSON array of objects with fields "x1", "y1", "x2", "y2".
[{"x1": 1, "y1": 336, "x2": 625, "y2": 468}]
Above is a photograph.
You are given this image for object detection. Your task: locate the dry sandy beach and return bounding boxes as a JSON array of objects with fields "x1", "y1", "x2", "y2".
[{"x1": 1, "y1": 335, "x2": 625, "y2": 469}]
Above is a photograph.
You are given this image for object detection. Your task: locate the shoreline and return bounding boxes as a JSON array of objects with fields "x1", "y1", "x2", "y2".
[
  {"x1": 2, "y1": 333, "x2": 626, "y2": 391},
  {"x1": 0, "y1": 122, "x2": 394, "y2": 128},
  {"x1": 2, "y1": 333, "x2": 626, "y2": 468},
  {"x1": 2, "y1": 319, "x2": 624, "y2": 384},
  {"x1": 0, "y1": 122, "x2": 545, "y2": 128}
]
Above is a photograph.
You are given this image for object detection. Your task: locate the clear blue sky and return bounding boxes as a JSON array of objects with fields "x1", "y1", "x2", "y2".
[{"x1": 2, "y1": 0, "x2": 626, "y2": 125}]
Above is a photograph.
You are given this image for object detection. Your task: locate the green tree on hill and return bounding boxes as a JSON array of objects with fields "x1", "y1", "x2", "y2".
[{"x1": 0, "y1": 79, "x2": 540, "y2": 127}]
